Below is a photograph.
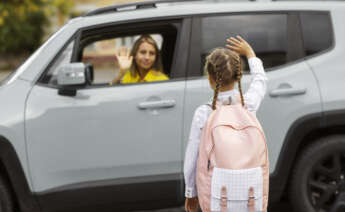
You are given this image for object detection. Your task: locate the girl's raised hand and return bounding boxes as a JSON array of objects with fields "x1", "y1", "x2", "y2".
[
  {"x1": 226, "y1": 35, "x2": 256, "y2": 59},
  {"x1": 115, "y1": 46, "x2": 133, "y2": 73}
]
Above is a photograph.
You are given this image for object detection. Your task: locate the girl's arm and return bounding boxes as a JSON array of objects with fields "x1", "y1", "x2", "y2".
[
  {"x1": 183, "y1": 105, "x2": 209, "y2": 198},
  {"x1": 226, "y1": 35, "x2": 268, "y2": 113},
  {"x1": 243, "y1": 57, "x2": 267, "y2": 113}
]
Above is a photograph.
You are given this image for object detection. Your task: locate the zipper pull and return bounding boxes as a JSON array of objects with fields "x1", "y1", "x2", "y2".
[{"x1": 207, "y1": 160, "x2": 210, "y2": 171}]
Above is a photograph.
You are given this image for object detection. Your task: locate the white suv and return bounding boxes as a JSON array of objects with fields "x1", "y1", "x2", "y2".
[{"x1": 0, "y1": 1, "x2": 344, "y2": 212}]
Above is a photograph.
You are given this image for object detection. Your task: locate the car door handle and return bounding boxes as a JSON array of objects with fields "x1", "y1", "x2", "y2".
[
  {"x1": 137, "y1": 99, "x2": 176, "y2": 110},
  {"x1": 269, "y1": 87, "x2": 307, "y2": 97}
]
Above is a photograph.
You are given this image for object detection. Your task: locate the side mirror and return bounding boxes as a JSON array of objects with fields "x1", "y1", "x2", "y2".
[
  {"x1": 85, "y1": 64, "x2": 94, "y2": 86},
  {"x1": 57, "y1": 63, "x2": 86, "y2": 86},
  {"x1": 57, "y1": 63, "x2": 94, "y2": 96}
]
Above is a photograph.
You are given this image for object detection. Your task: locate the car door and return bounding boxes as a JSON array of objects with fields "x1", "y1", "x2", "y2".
[
  {"x1": 25, "y1": 19, "x2": 191, "y2": 211},
  {"x1": 183, "y1": 12, "x2": 321, "y2": 196}
]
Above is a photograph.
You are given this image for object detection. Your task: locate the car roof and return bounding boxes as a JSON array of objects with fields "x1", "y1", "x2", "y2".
[
  {"x1": 85, "y1": 0, "x2": 344, "y2": 16},
  {"x1": 70, "y1": 1, "x2": 345, "y2": 29}
]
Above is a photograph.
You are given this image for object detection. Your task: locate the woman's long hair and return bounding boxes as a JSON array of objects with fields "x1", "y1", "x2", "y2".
[{"x1": 129, "y1": 34, "x2": 163, "y2": 77}]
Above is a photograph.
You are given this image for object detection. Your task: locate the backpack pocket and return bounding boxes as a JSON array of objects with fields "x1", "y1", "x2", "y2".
[{"x1": 211, "y1": 167, "x2": 263, "y2": 212}]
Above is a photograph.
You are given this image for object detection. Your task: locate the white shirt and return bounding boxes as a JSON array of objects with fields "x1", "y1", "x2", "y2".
[{"x1": 183, "y1": 57, "x2": 267, "y2": 198}]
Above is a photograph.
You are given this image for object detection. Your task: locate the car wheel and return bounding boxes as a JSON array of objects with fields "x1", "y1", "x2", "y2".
[
  {"x1": 0, "y1": 175, "x2": 14, "y2": 212},
  {"x1": 289, "y1": 135, "x2": 345, "y2": 212}
]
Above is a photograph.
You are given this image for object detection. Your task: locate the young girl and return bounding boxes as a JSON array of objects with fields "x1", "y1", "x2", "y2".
[{"x1": 184, "y1": 35, "x2": 267, "y2": 212}]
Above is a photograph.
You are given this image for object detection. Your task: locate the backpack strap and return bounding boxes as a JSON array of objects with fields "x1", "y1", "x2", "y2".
[
  {"x1": 220, "y1": 186, "x2": 227, "y2": 212},
  {"x1": 204, "y1": 94, "x2": 243, "y2": 171},
  {"x1": 204, "y1": 95, "x2": 240, "y2": 167},
  {"x1": 248, "y1": 187, "x2": 255, "y2": 212}
]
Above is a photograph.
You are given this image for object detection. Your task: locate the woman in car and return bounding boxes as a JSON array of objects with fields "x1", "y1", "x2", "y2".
[{"x1": 109, "y1": 34, "x2": 169, "y2": 85}]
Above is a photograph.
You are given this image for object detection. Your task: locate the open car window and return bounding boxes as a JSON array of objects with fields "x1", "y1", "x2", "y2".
[
  {"x1": 77, "y1": 21, "x2": 179, "y2": 87},
  {"x1": 81, "y1": 34, "x2": 168, "y2": 85},
  {"x1": 38, "y1": 20, "x2": 182, "y2": 87}
]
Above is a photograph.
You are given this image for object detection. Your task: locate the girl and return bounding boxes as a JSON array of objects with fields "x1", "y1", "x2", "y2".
[
  {"x1": 184, "y1": 35, "x2": 267, "y2": 212},
  {"x1": 109, "y1": 34, "x2": 169, "y2": 85}
]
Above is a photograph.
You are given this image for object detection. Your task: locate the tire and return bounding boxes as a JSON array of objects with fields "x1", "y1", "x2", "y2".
[
  {"x1": 289, "y1": 135, "x2": 345, "y2": 212},
  {"x1": 0, "y1": 175, "x2": 14, "y2": 212}
]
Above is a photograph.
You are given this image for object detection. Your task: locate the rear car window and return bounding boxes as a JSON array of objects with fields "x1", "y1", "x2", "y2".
[
  {"x1": 300, "y1": 12, "x2": 333, "y2": 57},
  {"x1": 200, "y1": 13, "x2": 292, "y2": 74}
]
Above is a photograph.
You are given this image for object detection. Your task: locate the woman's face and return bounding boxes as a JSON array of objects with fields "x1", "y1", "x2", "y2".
[{"x1": 135, "y1": 41, "x2": 156, "y2": 71}]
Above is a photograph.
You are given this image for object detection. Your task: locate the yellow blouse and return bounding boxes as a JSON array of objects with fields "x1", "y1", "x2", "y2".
[{"x1": 121, "y1": 70, "x2": 169, "y2": 84}]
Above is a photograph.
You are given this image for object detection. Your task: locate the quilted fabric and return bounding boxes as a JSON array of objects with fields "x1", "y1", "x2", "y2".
[{"x1": 210, "y1": 167, "x2": 263, "y2": 212}]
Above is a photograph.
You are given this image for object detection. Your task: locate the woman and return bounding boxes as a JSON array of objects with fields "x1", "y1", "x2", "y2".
[{"x1": 109, "y1": 34, "x2": 169, "y2": 85}]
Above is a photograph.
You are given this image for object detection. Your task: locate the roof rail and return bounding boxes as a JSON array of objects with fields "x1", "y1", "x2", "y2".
[{"x1": 84, "y1": 0, "x2": 200, "y2": 17}]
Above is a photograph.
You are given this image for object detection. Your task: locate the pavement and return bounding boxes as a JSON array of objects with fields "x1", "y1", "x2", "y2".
[{"x1": 133, "y1": 201, "x2": 292, "y2": 212}]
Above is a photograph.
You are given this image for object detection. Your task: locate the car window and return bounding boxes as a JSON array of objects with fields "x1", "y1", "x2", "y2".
[
  {"x1": 201, "y1": 14, "x2": 289, "y2": 75},
  {"x1": 81, "y1": 34, "x2": 169, "y2": 85},
  {"x1": 300, "y1": 12, "x2": 333, "y2": 57},
  {"x1": 39, "y1": 40, "x2": 75, "y2": 85},
  {"x1": 39, "y1": 21, "x2": 180, "y2": 87},
  {"x1": 76, "y1": 21, "x2": 179, "y2": 87}
]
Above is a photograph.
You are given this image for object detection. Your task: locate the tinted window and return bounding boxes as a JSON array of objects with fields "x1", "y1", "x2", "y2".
[
  {"x1": 300, "y1": 12, "x2": 333, "y2": 56},
  {"x1": 201, "y1": 14, "x2": 288, "y2": 73}
]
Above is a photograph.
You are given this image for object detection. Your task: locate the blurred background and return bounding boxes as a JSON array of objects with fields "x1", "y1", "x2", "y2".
[
  {"x1": 0, "y1": 0, "x2": 150, "y2": 82},
  {"x1": 0, "y1": 0, "x2": 341, "y2": 82}
]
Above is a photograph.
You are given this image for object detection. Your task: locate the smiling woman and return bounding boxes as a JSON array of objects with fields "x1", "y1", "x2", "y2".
[
  {"x1": 112, "y1": 34, "x2": 169, "y2": 85},
  {"x1": 81, "y1": 33, "x2": 173, "y2": 85}
]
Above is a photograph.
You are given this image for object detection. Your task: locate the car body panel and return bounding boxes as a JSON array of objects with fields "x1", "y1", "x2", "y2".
[
  {"x1": 0, "y1": 79, "x2": 34, "y2": 189},
  {"x1": 305, "y1": 9, "x2": 345, "y2": 114},
  {"x1": 260, "y1": 61, "x2": 322, "y2": 172},
  {"x1": 25, "y1": 80, "x2": 185, "y2": 192}
]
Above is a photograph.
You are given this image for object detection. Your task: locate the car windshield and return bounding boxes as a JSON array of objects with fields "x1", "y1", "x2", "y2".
[{"x1": 1, "y1": 24, "x2": 68, "y2": 86}]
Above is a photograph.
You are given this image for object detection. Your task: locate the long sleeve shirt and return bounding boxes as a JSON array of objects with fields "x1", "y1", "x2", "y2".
[{"x1": 183, "y1": 57, "x2": 268, "y2": 198}]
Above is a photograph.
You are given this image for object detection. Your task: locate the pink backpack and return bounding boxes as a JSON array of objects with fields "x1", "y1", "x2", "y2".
[{"x1": 196, "y1": 94, "x2": 269, "y2": 212}]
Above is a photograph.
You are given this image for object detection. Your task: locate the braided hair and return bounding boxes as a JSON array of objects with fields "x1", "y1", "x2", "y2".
[{"x1": 204, "y1": 48, "x2": 245, "y2": 110}]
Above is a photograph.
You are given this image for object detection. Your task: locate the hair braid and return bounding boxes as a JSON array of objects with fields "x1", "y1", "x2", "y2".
[
  {"x1": 205, "y1": 48, "x2": 245, "y2": 109},
  {"x1": 211, "y1": 64, "x2": 222, "y2": 110},
  {"x1": 235, "y1": 56, "x2": 245, "y2": 107}
]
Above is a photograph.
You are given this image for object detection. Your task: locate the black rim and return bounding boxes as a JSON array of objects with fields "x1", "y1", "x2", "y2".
[{"x1": 307, "y1": 152, "x2": 345, "y2": 212}]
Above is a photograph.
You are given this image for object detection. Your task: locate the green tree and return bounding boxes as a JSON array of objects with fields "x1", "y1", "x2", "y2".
[{"x1": 0, "y1": 0, "x2": 73, "y2": 55}]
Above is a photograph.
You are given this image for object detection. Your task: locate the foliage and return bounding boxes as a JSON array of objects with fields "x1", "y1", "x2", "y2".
[{"x1": 0, "y1": 0, "x2": 74, "y2": 55}]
